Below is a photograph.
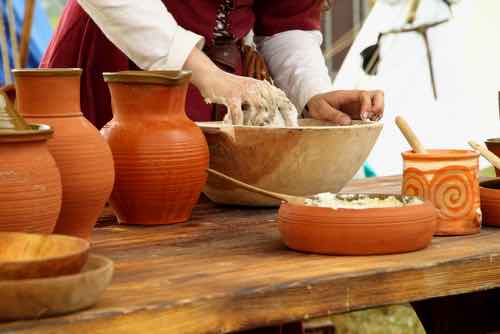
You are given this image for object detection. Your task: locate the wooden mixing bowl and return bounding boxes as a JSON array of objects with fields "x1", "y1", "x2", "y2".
[
  {"x1": 278, "y1": 194, "x2": 437, "y2": 255},
  {"x1": 0, "y1": 232, "x2": 89, "y2": 280},
  {"x1": 198, "y1": 119, "x2": 383, "y2": 206}
]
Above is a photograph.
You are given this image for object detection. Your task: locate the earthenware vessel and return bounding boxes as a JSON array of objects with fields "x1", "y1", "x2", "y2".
[
  {"x1": 402, "y1": 149, "x2": 481, "y2": 235},
  {"x1": 198, "y1": 119, "x2": 383, "y2": 206},
  {"x1": 0, "y1": 232, "x2": 89, "y2": 280},
  {"x1": 278, "y1": 194, "x2": 436, "y2": 255},
  {"x1": 479, "y1": 179, "x2": 500, "y2": 226},
  {"x1": 13, "y1": 69, "x2": 115, "y2": 240},
  {"x1": 102, "y1": 71, "x2": 209, "y2": 225},
  {"x1": 485, "y1": 139, "x2": 500, "y2": 176},
  {"x1": 0, "y1": 91, "x2": 62, "y2": 233}
]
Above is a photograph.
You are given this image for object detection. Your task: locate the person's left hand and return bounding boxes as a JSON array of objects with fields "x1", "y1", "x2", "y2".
[{"x1": 307, "y1": 90, "x2": 384, "y2": 125}]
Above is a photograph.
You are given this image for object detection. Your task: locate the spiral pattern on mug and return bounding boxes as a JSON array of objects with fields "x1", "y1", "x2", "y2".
[
  {"x1": 402, "y1": 167, "x2": 430, "y2": 200},
  {"x1": 430, "y1": 167, "x2": 474, "y2": 219}
]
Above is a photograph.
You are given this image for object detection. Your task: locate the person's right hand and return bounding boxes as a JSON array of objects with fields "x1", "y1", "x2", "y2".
[{"x1": 184, "y1": 47, "x2": 298, "y2": 127}]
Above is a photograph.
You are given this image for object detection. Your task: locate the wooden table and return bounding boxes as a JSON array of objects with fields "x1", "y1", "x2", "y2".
[{"x1": 2, "y1": 176, "x2": 500, "y2": 334}]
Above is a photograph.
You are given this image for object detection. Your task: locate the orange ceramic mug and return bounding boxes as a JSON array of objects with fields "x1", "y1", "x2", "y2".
[{"x1": 402, "y1": 149, "x2": 481, "y2": 235}]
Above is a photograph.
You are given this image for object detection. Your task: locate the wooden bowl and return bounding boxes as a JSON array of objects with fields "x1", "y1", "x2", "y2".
[
  {"x1": 0, "y1": 232, "x2": 89, "y2": 280},
  {"x1": 278, "y1": 194, "x2": 437, "y2": 255},
  {"x1": 198, "y1": 119, "x2": 383, "y2": 206},
  {"x1": 0, "y1": 254, "x2": 113, "y2": 321},
  {"x1": 480, "y1": 178, "x2": 500, "y2": 226}
]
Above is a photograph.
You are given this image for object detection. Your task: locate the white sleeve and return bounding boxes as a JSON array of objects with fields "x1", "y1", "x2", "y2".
[
  {"x1": 77, "y1": 0, "x2": 205, "y2": 70},
  {"x1": 255, "y1": 30, "x2": 333, "y2": 113}
]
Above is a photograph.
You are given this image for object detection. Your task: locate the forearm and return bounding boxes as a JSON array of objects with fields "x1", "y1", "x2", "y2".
[
  {"x1": 77, "y1": 0, "x2": 204, "y2": 70},
  {"x1": 255, "y1": 30, "x2": 333, "y2": 112}
]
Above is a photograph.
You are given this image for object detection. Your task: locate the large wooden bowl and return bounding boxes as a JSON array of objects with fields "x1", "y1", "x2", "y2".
[
  {"x1": 198, "y1": 119, "x2": 383, "y2": 206},
  {"x1": 278, "y1": 194, "x2": 437, "y2": 255},
  {"x1": 0, "y1": 254, "x2": 113, "y2": 321},
  {"x1": 0, "y1": 232, "x2": 89, "y2": 280}
]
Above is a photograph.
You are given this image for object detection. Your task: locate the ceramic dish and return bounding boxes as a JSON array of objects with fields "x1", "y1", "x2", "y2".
[
  {"x1": 0, "y1": 232, "x2": 89, "y2": 280},
  {"x1": 197, "y1": 119, "x2": 383, "y2": 207},
  {"x1": 0, "y1": 254, "x2": 113, "y2": 321},
  {"x1": 480, "y1": 178, "x2": 500, "y2": 226},
  {"x1": 278, "y1": 194, "x2": 437, "y2": 255}
]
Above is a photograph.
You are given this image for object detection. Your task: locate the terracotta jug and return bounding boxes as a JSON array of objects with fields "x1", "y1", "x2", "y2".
[
  {"x1": 13, "y1": 69, "x2": 115, "y2": 240},
  {"x1": 0, "y1": 90, "x2": 62, "y2": 233},
  {"x1": 101, "y1": 71, "x2": 209, "y2": 225}
]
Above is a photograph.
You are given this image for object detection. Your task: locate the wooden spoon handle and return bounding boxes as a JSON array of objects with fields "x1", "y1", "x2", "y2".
[
  {"x1": 395, "y1": 116, "x2": 427, "y2": 153},
  {"x1": 468, "y1": 140, "x2": 500, "y2": 171},
  {"x1": 207, "y1": 168, "x2": 300, "y2": 204}
]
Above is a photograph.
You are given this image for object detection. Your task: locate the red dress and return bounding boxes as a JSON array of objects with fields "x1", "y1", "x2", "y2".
[{"x1": 40, "y1": 0, "x2": 321, "y2": 129}]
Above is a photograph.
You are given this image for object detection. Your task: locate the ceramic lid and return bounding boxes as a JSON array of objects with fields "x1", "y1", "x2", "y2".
[{"x1": 103, "y1": 70, "x2": 192, "y2": 86}]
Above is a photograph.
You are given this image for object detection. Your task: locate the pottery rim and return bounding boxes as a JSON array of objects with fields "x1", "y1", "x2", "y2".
[
  {"x1": 402, "y1": 149, "x2": 479, "y2": 161},
  {"x1": 485, "y1": 138, "x2": 500, "y2": 144},
  {"x1": 295, "y1": 193, "x2": 429, "y2": 211},
  {"x1": 12, "y1": 68, "x2": 82, "y2": 77},
  {"x1": 103, "y1": 70, "x2": 192, "y2": 86},
  {"x1": 0, "y1": 232, "x2": 89, "y2": 266},
  {"x1": 197, "y1": 119, "x2": 383, "y2": 130},
  {"x1": 480, "y1": 178, "x2": 500, "y2": 190},
  {"x1": 0, "y1": 123, "x2": 53, "y2": 142}
]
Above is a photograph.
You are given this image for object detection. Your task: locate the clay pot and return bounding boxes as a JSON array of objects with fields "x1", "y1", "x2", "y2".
[
  {"x1": 485, "y1": 139, "x2": 500, "y2": 176},
  {"x1": 13, "y1": 69, "x2": 115, "y2": 240},
  {"x1": 479, "y1": 178, "x2": 500, "y2": 226},
  {"x1": 402, "y1": 149, "x2": 481, "y2": 235},
  {"x1": 0, "y1": 91, "x2": 62, "y2": 233},
  {"x1": 278, "y1": 194, "x2": 436, "y2": 255},
  {"x1": 102, "y1": 71, "x2": 209, "y2": 225}
]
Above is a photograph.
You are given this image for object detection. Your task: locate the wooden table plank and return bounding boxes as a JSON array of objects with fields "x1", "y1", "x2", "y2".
[{"x1": 2, "y1": 176, "x2": 500, "y2": 334}]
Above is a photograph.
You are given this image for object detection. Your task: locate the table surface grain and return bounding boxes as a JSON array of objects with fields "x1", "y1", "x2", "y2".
[{"x1": 2, "y1": 176, "x2": 500, "y2": 334}]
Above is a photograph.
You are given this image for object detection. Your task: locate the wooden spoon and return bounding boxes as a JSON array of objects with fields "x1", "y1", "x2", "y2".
[
  {"x1": 395, "y1": 116, "x2": 427, "y2": 153},
  {"x1": 207, "y1": 168, "x2": 306, "y2": 205},
  {"x1": 468, "y1": 140, "x2": 500, "y2": 171}
]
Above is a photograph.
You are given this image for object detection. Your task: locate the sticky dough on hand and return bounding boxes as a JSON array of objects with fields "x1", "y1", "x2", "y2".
[{"x1": 205, "y1": 81, "x2": 299, "y2": 128}]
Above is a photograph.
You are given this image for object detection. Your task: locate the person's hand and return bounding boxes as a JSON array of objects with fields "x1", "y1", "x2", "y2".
[
  {"x1": 307, "y1": 90, "x2": 384, "y2": 125},
  {"x1": 184, "y1": 47, "x2": 298, "y2": 127}
]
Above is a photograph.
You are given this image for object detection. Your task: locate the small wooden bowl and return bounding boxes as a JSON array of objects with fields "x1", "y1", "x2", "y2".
[
  {"x1": 0, "y1": 254, "x2": 113, "y2": 321},
  {"x1": 0, "y1": 232, "x2": 89, "y2": 280},
  {"x1": 278, "y1": 194, "x2": 437, "y2": 255},
  {"x1": 480, "y1": 179, "x2": 500, "y2": 226}
]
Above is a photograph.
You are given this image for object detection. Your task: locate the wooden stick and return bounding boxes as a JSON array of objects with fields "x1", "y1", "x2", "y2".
[
  {"x1": 6, "y1": 0, "x2": 20, "y2": 69},
  {"x1": 395, "y1": 116, "x2": 427, "y2": 154},
  {"x1": 20, "y1": 0, "x2": 35, "y2": 67},
  {"x1": 468, "y1": 140, "x2": 500, "y2": 171},
  {"x1": 0, "y1": 1, "x2": 12, "y2": 84},
  {"x1": 207, "y1": 168, "x2": 305, "y2": 205}
]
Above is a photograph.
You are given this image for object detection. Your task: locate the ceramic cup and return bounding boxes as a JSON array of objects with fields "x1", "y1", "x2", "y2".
[
  {"x1": 402, "y1": 149, "x2": 481, "y2": 235},
  {"x1": 485, "y1": 139, "x2": 500, "y2": 176}
]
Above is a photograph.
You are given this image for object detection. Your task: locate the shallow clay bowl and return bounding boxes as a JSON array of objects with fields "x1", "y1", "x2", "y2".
[
  {"x1": 0, "y1": 254, "x2": 113, "y2": 321},
  {"x1": 0, "y1": 232, "x2": 89, "y2": 280},
  {"x1": 480, "y1": 178, "x2": 500, "y2": 226},
  {"x1": 197, "y1": 119, "x2": 383, "y2": 206},
  {"x1": 278, "y1": 194, "x2": 437, "y2": 255}
]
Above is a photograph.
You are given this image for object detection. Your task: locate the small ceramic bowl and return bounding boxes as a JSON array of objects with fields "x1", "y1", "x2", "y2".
[
  {"x1": 480, "y1": 178, "x2": 500, "y2": 226},
  {"x1": 0, "y1": 232, "x2": 89, "y2": 280},
  {"x1": 278, "y1": 194, "x2": 437, "y2": 255},
  {"x1": 486, "y1": 139, "x2": 500, "y2": 176}
]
